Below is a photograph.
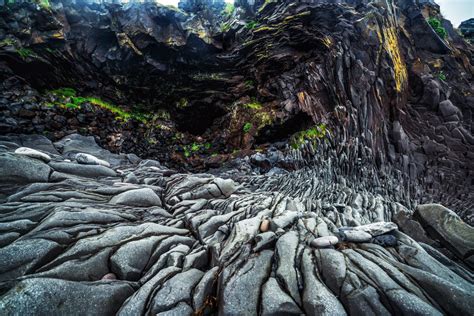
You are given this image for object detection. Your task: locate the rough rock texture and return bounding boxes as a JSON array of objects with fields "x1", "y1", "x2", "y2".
[
  {"x1": 0, "y1": 0, "x2": 473, "y2": 314},
  {"x1": 0, "y1": 134, "x2": 472, "y2": 315},
  {"x1": 459, "y1": 18, "x2": 474, "y2": 43},
  {"x1": 0, "y1": 0, "x2": 472, "y2": 222}
]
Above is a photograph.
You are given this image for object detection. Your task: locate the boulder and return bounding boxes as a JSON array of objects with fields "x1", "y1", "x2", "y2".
[
  {"x1": 54, "y1": 134, "x2": 128, "y2": 165},
  {"x1": 75, "y1": 152, "x2": 111, "y2": 167},
  {"x1": 439, "y1": 100, "x2": 461, "y2": 119},
  {"x1": 110, "y1": 188, "x2": 162, "y2": 207},
  {"x1": 310, "y1": 236, "x2": 339, "y2": 248},
  {"x1": 14, "y1": 147, "x2": 51, "y2": 162},
  {"x1": 415, "y1": 204, "x2": 474, "y2": 268},
  {"x1": 0, "y1": 153, "x2": 51, "y2": 184}
]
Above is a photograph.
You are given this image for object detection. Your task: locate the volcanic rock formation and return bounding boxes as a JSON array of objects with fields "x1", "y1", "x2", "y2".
[
  {"x1": 0, "y1": 0, "x2": 473, "y2": 315},
  {"x1": 0, "y1": 133, "x2": 473, "y2": 315}
]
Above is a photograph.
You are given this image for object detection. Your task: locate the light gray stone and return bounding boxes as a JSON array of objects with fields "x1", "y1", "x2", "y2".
[
  {"x1": 150, "y1": 269, "x2": 204, "y2": 313},
  {"x1": 351, "y1": 221, "x2": 398, "y2": 236},
  {"x1": 14, "y1": 147, "x2": 51, "y2": 162},
  {"x1": 110, "y1": 188, "x2": 162, "y2": 207},
  {"x1": 339, "y1": 229, "x2": 372, "y2": 242},
  {"x1": 0, "y1": 278, "x2": 134, "y2": 315},
  {"x1": 310, "y1": 236, "x2": 339, "y2": 248},
  {"x1": 75, "y1": 152, "x2": 111, "y2": 167},
  {"x1": 49, "y1": 161, "x2": 116, "y2": 178},
  {"x1": 261, "y1": 277, "x2": 302, "y2": 316}
]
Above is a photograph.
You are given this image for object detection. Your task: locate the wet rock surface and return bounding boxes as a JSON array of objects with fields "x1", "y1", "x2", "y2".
[{"x1": 0, "y1": 134, "x2": 472, "y2": 315}]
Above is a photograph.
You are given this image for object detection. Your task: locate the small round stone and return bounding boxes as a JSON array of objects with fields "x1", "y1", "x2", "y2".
[
  {"x1": 260, "y1": 219, "x2": 270, "y2": 232},
  {"x1": 101, "y1": 273, "x2": 117, "y2": 280},
  {"x1": 310, "y1": 236, "x2": 339, "y2": 248}
]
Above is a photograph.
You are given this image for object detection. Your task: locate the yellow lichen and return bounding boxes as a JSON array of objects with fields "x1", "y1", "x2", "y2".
[
  {"x1": 322, "y1": 36, "x2": 333, "y2": 48},
  {"x1": 378, "y1": 26, "x2": 408, "y2": 92}
]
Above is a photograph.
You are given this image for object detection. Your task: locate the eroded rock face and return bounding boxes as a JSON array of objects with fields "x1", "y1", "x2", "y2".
[
  {"x1": 0, "y1": 134, "x2": 472, "y2": 315},
  {"x1": 0, "y1": 0, "x2": 472, "y2": 220},
  {"x1": 0, "y1": 0, "x2": 473, "y2": 313}
]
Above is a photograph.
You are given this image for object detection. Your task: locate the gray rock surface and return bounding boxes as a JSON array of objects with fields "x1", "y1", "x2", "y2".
[
  {"x1": 0, "y1": 134, "x2": 473, "y2": 315},
  {"x1": 110, "y1": 188, "x2": 162, "y2": 207},
  {"x1": 416, "y1": 204, "x2": 474, "y2": 268},
  {"x1": 0, "y1": 153, "x2": 51, "y2": 184},
  {"x1": 49, "y1": 161, "x2": 117, "y2": 178},
  {"x1": 75, "y1": 152, "x2": 111, "y2": 167},
  {"x1": 14, "y1": 147, "x2": 51, "y2": 162}
]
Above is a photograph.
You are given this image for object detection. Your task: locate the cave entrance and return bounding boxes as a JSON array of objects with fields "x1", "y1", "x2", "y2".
[
  {"x1": 255, "y1": 111, "x2": 314, "y2": 144},
  {"x1": 175, "y1": 102, "x2": 226, "y2": 135}
]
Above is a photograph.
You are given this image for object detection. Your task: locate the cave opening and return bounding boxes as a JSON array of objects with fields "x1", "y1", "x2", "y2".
[
  {"x1": 255, "y1": 111, "x2": 315, "y2": 144},
  {"x1": 174, "y1": 101, "x2": 227, "y2": 135}
]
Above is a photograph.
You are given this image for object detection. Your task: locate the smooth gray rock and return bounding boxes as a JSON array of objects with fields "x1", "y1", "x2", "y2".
[
  {"x1": 315, "y1": 248, "x2": 346, "y2": 296},
  {"x1": 339, "y1": 229, "x2": 372, "y2": 242},
  {"x1": 193, "y1": 266, "x2": 219, "y2": 311},
  {"x1": 219, "y1": 250, "x2": 273, "y2": 315},
  {"x1": 275, "y1": 231, "x2": 301, "y2": 305},
  {"x1": 416, "y1": 204, "x2": 474, "y2": 268},
  {"x1": 351, "y1": 221, "x2": 398, "y2": 236},
  {"x1": 156, "y1": 302, "x2": 193, "y2": 316},
  {"x1": 14, "y1": 147, "x2": 51, "y2": 162},
  {"x1": 0, "y1": 278, "x2": 134, "y2": 315},
  {"x1": 270, "y1": 211, "x2": 298, "y2": 231},
  {"x1": 49, "y1": 161, "x2": 116, "y2": 178},
  {"x1": 310, "y1": 236, "x2": 339, "y2": 248},
  {"x1": 110, "y1": 188, "x2": 162, "y2": 207},
  {"x1": 301, "y1": 249, "x2": 347, "y2": 315},
  {"x1": 75, "y1": 152, "x2": 111, "y2": 167},
  {"x1": 54, "y1": 134, "x2": 128, "y2": 165},
  {"x1": 149, "y1": 268, "x2": 204, "y2": 313},
  {"x1": 0, "y1": 153, "x2": 51, "y2": 184},
  {"x1": 118, "y1": 267, "x2": 181, "y2": 316},
  {"x1": 261, "y1": 277, "x2": 302, "y2": 316}
]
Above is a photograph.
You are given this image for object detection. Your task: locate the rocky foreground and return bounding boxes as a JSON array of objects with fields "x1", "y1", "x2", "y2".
[{"x1": 0, "y1": 133, "x2": 472, "y2": 315}]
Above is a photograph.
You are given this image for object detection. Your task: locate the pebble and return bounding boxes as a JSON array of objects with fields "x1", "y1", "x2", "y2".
[
  {"x1": 14, "y1": 147, "x2": 51, "y2": 162},
  {"x1": 260, "y1": 219, "x2": 270, "y2": 232},
  {"x1": 75, "y1": 153, "x2": 111, "y2": 167},
  {"x1": 310, "y1": 236, "x2": 339, "y2": 248},
  {"x1": 101, "y1": 273, "x2": 117, "y2": 280}
]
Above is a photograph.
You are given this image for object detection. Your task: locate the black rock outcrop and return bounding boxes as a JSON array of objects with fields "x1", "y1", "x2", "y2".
[
  {"x1": 0, "y1": 0, "x2": 473, "y2": 314},
  {"x1": 460, "y1": 18, "x2": 474, "y2": 43}
]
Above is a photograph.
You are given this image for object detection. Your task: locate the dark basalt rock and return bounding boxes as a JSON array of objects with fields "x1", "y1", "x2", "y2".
[
  {"x1": 0, "y1": 134, "x2": 472, "y2": 315},
  {"x1": 0, "y1": 0, "x2": 473, "y2": 314},
  {"x1": 459, "y1": 18, "x2": 474, "y2": 43},
  {"x1": 1, "y1": 0, "x2": 472, "y2": 222}
]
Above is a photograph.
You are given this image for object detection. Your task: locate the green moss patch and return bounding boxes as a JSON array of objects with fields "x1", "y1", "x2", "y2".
[
  {"x1": 46, "y1": 88, "x2": 149, "y2": 123},
  {"x1": 290, "y1": 124, "x2": 327, "y2": 149},
  {"x1": 428, "y1": 18, "x2": 447, "y2": 39}
]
